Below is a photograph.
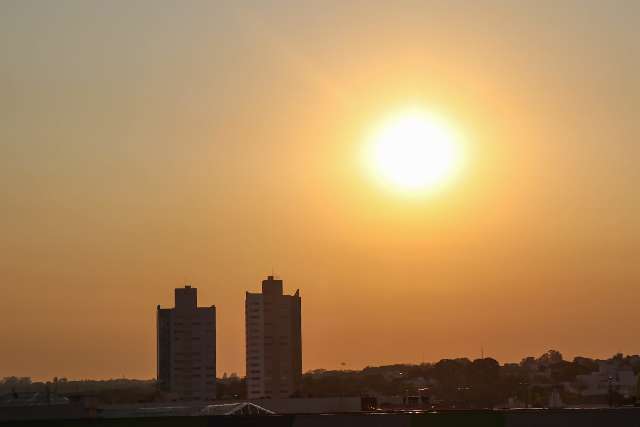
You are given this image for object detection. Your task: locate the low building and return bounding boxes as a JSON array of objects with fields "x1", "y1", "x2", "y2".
[
  {"x1": 249, "y1": 397, "x2": 364, "y2": 413},
  {"x1": 0, "y1": 392, "x2": 95, "y2": 422}
]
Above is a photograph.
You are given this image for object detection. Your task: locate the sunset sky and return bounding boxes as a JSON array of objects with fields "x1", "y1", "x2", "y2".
[{"x1": 1, "y1": 0, "x2": 639, "y2": 381}]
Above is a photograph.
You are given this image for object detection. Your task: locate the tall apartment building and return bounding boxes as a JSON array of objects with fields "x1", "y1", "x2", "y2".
[
  {"x1": 246, "y1": 276, "x2": 302, "y2": 399},
  {"x1": 157, "y1": 285, "x2": 216, "y2": 401}
]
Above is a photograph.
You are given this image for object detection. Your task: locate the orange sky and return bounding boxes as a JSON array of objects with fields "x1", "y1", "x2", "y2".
[{"x1": 1, "y1": 1, "x2": 639, "y2": 381}]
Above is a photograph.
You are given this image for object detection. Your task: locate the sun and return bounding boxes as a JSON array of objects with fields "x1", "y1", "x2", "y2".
[{"x1": 365, "y1": 109, "x2": 463, "y2": 194}]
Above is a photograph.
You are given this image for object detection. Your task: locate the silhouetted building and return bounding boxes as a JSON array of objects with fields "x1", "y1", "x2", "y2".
[
  {"x1": 246, "y1": 276, "x2": 302, "y2": 399},
  {"x1": 157, "y1": 285, "x2": 216, "y2": 401}
]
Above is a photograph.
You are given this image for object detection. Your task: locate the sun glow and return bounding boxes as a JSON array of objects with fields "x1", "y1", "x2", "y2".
[{"x1": 365, "y1": 109, "x2": 463, "y2": 194}]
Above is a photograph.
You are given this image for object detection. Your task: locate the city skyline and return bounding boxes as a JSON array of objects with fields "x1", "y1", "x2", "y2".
[
  {"x1": 4, "y1": 273, "x2": 639, "y2": 382},
  {"x1": 2, "y1": 0, "x2": 639, "y2": 382}
]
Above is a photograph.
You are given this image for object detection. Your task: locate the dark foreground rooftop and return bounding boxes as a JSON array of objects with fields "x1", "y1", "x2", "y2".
[{"x1": 2, "y1": 409, "x2": 640, "y2": 427}]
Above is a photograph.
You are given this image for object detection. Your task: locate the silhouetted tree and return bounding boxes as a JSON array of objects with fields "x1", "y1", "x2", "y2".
[{"x1": 538, "y1": 350, "x2": 563, "y2": 366}]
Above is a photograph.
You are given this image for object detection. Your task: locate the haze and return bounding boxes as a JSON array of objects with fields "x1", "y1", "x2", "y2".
[{"x1": 1, "y1": 0, "x2": 639, "y2": 381}]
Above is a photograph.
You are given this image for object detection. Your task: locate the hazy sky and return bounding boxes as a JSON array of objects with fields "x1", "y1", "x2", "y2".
[{"x1": 1, "y1": 0, "x2": 639, "y2": 381}]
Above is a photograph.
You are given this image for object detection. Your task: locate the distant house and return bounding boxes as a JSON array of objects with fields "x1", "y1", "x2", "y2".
[{"x1": 575, "y1": 362, "x2": 637, "y2": 398}]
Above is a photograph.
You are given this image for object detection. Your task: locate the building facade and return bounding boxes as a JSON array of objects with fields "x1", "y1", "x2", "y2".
[
  {"x1": 157, "y1": 285, "x2": 216, "y2": 401},
  {"x1": 246, "y1": 276, "x2": 302, "y2": 399}
]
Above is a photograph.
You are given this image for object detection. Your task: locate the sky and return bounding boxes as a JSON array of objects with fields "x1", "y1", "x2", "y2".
[{"x1": 1, "y1": 0, "x2": 639, "y2": 381}]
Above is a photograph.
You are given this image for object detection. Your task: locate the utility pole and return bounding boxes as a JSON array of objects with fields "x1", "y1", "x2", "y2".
[{"x1": 608, "y1": 376, "x2": 614, "y2": 408}]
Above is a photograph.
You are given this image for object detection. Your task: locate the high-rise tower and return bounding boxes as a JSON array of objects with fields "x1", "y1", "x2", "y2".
[
  {"x1": 157, "y1": 285, "x2": 216, "y2": 401},
  {"x1": 245, "y1": 276, "x2": 302, "y2": 399}
]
